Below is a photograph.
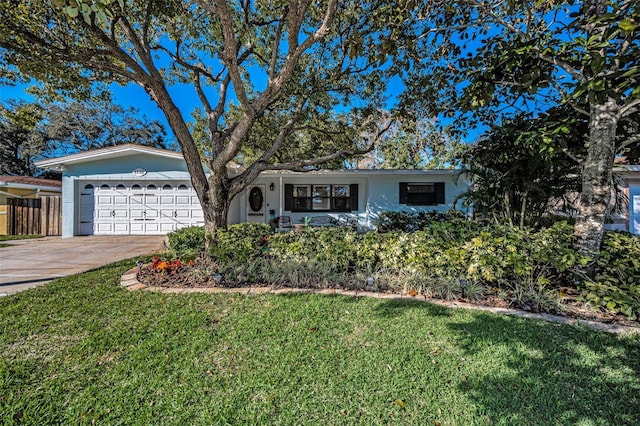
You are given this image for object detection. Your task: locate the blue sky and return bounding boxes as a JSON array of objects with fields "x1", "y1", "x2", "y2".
[{"x1": 0, "y1": 72, "x2": 439, "y2": 143}]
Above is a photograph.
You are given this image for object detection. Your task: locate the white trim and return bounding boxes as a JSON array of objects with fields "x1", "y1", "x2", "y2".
[
  {"x1": 0, "y1": 182, "x2": 61, "y2": 192},
  {"x1": 35, "y1": 144, "x2": 184, "y2": 168},
  {"x1": 260, "y1": 169, "x2": 462, "y2": 177}
]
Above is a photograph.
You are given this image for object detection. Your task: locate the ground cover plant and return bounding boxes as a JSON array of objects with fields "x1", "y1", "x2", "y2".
[
  {"x1": 154, "y1": 218, "x2": 640, "y2": 323},
  {"x1": 1, "y1": 260, "x2": 639, "y2": 425}
]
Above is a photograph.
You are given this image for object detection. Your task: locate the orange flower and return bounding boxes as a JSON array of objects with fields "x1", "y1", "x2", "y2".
[{"x1": 155, "y1": 260, "x2": 170, "y2": 272}]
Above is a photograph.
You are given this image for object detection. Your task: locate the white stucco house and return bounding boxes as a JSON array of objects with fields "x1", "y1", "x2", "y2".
[{"x1": 35, "y1": 144, "x2": 472, "y2": 237}]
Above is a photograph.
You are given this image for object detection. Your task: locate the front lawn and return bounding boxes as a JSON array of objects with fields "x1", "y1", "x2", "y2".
[{"x1": 1, "y1": 259, "x2": 639, "y2": 425}]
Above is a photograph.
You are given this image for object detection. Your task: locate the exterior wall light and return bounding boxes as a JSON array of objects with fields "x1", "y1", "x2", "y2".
[
  {"x1": 214, "y1": 273, "x2": 224, "y2": 286},
  {"x1": 366, "y1": 276, "x2": 376, "y2": 291},
  {"x1": 269, "y1": 182, "x2": 275, "y2": 191}
]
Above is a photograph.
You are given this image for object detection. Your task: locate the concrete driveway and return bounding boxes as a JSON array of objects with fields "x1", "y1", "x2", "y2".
[{"x1": 0, "y1": 235, "x2": 166, "y2": 296}]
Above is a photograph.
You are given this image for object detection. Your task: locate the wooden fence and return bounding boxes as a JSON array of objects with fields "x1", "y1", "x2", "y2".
[{"x1": 6, "y1": 196, "x2": 61, "y2": 236}]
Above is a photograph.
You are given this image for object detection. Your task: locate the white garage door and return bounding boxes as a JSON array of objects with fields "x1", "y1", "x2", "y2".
[{"x1": 80, "y1": 182, "x2": 204, "y2": 235}]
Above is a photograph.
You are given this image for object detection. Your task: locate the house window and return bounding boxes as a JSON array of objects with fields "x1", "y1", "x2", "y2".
[
  {"x1": 399, "y1": 182, "x2": 445, "y2": 206},
  {"x1": 285, "y1": 184, "x2": 358, "y2": 212}
]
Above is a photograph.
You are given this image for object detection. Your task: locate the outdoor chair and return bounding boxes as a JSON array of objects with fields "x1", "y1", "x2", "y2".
[{"x1": 277, "y1": 216, "x2": 292, "y2": 230}]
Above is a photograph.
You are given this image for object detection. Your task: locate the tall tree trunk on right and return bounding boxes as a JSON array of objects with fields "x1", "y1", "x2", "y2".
[{"x1": 574, "y1": 99, "x2": 618, "y2": 261}]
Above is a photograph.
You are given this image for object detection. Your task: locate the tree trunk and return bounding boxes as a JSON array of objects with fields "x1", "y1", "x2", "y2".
[
  {"x1": 574, "y1": 99, "x2": 618, "y2": 260},
  {"x1": 201, "y1": 173, "x2": 232, "y2": 251}
]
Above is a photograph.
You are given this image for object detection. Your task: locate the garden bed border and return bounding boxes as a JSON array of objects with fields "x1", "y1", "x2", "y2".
[{"x1": 121, "y1": 267, "x2": 640, "y2": 335}]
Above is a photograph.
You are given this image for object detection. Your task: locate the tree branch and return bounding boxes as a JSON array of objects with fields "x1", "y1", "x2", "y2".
[{"x1": 619, "y1": 98, "x2": 640, "y2": 119}]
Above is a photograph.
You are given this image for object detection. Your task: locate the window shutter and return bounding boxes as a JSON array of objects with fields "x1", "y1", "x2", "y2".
[
  {"x1": 284, "y1": 184, "x2": 293, "y2": 211},
  {"x1": 350, "y1": 184, "x2": 359, "y2": 212},
  {"x1": 435, "y1": 182, "x2": 445, "y2": 204},
  {"x1": 399, "y1": 182, "x2": 408, "y2": 204}
]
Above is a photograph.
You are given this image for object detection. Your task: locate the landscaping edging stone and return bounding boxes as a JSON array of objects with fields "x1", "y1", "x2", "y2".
[{"x1": 121, "y1": 267, "x2": 640, "y2": 335}]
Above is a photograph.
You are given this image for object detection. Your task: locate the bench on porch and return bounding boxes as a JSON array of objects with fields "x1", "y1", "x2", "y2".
[{"x1": 307, "y1": 216, "x2": 336, "y2": 227}]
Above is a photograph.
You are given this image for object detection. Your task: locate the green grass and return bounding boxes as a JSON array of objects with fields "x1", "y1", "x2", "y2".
[
  {"x1": 1, "y1": 259, "x2": 639, "y2": 425},
  {"x1": 0, "y1": 234, "x2": 42, "y2": 247},
  {"x1": 0, "y1": 234, "x2": 42, "y2": 241}
]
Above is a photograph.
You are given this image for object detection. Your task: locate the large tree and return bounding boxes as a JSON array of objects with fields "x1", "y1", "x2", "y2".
[
  {"x1": 0, "y1": 101, "x2": 48, "y2": 176},
  {"x1": 45, "y1": 97, "x2": 168, "y2": 154},
  {"x1": 0, "y1": 0, "x2": 409, "y2": 243},
  {"x1": 0, "y1": 97, "x2": 169, "y2": 176},
  {"x1": 401, "y1": 0, "x2": 640, "y2": 257},
  {"x1": 461, "y1": 107, "x2": 587, "y2": 228}
]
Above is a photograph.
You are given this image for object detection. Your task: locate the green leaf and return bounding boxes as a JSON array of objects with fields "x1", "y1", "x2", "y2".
[
  {"x1": 64, "y1": 6, "x2": 79, "y2": 17},
  {"x1": 619, "y1": 19, "x2": 638, "y2": 33},
  {"x1": 588, "y1": 79, "x2": 606, "y2": 92},
  {"x1": 590, "y1": 54, "x2": 606, "y2": 75}
]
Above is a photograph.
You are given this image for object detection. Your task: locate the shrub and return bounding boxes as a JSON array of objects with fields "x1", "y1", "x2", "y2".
[
  {"x1": 168, "y1": 226, "x2": 206, "y2": 258},
  {"x1": 209, "y1": 223, "x2": 272, "y2": 264},
  {"x1": 583, "y1": 231, "x2": 640, "y2": 319},
  {"x1": 375, "y1": 210, "x2": 470, "y2": 233}
]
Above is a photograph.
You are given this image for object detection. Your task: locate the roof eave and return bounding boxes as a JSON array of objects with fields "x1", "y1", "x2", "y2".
[{"x1": 34, "y1": 144, "x2": 184, "y2": 168}]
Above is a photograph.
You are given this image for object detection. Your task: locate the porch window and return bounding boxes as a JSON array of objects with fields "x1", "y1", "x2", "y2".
[
  {"x1": 285, "y1": 184, "x2": 358, "y2": 212},
  {"x1": 399, "y1": 182, "x2": 445, "y2": 206}
]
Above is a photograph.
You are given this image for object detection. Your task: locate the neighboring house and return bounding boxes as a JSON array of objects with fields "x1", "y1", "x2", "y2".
[
  {"x1": 35, "y1": 144, "x2": 471, "y2": 237},
  {"x1": 0, "y1": 176, "x2": 62, "y2": 235},
  {"x1": 608, "y1": 165, "x2": 640, "y2": 235}
]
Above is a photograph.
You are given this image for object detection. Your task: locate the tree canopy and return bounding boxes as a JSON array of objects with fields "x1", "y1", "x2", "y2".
[
  {"x1": 0, "y1": 0, "x2": 415, "y2": 240},
  {"x1": 400, "y1": 0, "x2": 640, "y2": 256},
  {"x1": 0, "y1": 98, "x2": 168, "y2": 176}
]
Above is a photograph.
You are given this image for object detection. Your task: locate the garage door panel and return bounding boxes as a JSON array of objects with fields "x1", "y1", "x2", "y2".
[
  {"x1": 97, "y1": 209, "x2": 113, "y2": 219},
  {"x1": 144, "y1": 222, "x2": 160, "y2": 233},
  {"x1": 175, "y1": 210, "x2": 191, "y2": 219},
  {"x1": 114, "y1": 223, "x2": 129, "y2": 233},
  {"x1": 130, "y1": 222, "x2": 144, "y2": 233},
  {"x1": 160, "y1": 223, "x2": 175, "y2": 232}
]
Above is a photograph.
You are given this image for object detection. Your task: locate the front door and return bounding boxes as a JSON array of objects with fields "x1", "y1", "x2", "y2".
[
  {"x1": 79, "y1": 183, "x2": 95, "y2": 235},
  {"x1": 246, "y1": 185, "x2": 266, "y2": 223}
]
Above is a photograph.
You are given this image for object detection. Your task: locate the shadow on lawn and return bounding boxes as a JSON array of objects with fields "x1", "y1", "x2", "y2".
[
  {"x1": 448, "y1": 312, "x2": 640, "y2": 424},
  {"x1": 373, "y1": 298, "x2": 452, "y2": 319}
]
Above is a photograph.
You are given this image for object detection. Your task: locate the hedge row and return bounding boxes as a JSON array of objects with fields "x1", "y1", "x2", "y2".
[{"x1": 167, "y1": 220, "x2": 640, "y2": 319}]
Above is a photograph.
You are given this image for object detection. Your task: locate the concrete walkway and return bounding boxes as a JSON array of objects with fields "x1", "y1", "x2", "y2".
[{"x1": 0, "y1": 235, "x2": 166, "y2": 296}]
